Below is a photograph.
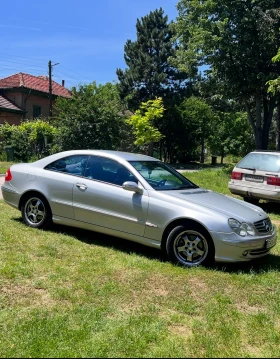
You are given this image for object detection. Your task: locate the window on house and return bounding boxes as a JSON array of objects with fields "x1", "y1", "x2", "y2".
[{"x1": 33, "y1": 106, "x2": 41, "y2": 118}]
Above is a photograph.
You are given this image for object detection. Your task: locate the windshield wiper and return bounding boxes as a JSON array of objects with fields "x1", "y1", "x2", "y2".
[{"x1": 239, "y1": 167, "x2": 256, "y2": 171}]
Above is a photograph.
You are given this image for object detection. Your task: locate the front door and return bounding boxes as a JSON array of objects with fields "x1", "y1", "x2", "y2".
[{"x1": 72, "y1": 156, "x2": 149, "y2": 236}]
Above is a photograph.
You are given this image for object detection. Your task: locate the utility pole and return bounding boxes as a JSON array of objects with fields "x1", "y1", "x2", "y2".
[{"x1": 48, "y1": 60, "x2": 59, "y2": 117}]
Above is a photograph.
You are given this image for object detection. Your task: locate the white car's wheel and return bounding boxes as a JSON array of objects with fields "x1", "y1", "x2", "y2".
[{"x1": 166, "y1": 224, "x2": 214, "y2": 267}]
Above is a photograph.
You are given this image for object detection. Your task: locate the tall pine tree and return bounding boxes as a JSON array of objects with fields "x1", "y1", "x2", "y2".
[
  {"x1": 116, "y1": 7, "x2": 188, "y2": 109},
  {"x1": 116, "y1": 8, "x2": 192, "y2": 160}
]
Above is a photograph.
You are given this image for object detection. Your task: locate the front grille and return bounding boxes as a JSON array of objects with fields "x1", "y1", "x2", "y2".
[{"x1": 254, "y1": 218, "x2": 273, "y2": 234}]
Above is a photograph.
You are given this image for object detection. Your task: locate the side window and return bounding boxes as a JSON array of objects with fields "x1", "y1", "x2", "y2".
[
  {"x1": 84, "y1": 156, "x2": 137, "y2": 185},
  {"x1": 45, "y1": 155, "x2": 89, "y2": 176},
  {"x1": 114, "y1": 166, "x2": 138, "y2": 185},
  {"x1": 84, "y1": 156, "x2": 106, "y2": 181}
]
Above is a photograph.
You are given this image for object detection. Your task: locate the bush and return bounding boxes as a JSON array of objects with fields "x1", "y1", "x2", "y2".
[
  {"x1": 221, "y1": 163, "x2": 235, "y2": 176},
  {"x1": 0, "y1": 150, "x2": 7, "y2": 161},
  {"x1": 0, "y1": 119, "x2": 57, "y2": 162}
]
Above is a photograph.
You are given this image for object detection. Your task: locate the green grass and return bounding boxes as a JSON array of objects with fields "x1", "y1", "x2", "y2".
[
  {"x1": 1, "y1": 168, "x2": 280, "y2": 357},
  {"x1": 0, "y1": 161, "x2": 15, "y2": 174},
  {"x1": 186, "y1": 168, "x2": 233, "y2": 195}
]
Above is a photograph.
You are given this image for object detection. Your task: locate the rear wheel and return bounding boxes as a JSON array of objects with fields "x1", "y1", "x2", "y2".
[
  {"x1": 21, "y1": 194, "x2": 52, "y2": 229},
  {"x1": 244, "y1": 197, "x2": 259, "y2": 205},
  {"x1": 166, "y1": 224, "x2": 214, "y2": 267}
]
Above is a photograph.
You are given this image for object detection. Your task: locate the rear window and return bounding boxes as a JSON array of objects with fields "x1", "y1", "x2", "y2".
[
  {"x1": 45, "y1": 155, "x2": 89, "y2": 176},
  {"x1": 236, "y1": 153, "x2": 280, "y2": 172}
]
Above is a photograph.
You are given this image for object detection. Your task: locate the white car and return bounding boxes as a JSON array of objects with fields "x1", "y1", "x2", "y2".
[
  {"x1": 229, "y1": 150, "x2": 280, "y2": 204},
  {"x1": 1, "y1": 150, "x2": 277, "y2": 267}
]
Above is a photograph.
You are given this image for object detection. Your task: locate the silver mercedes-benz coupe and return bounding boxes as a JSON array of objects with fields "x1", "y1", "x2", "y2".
[{"x1": 1, "y1": 150, "x2": 277, "y2": 267}]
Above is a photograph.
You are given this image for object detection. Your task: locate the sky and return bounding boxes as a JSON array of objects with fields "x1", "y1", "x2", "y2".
[{"x1": 0, "y1": 0, "x2": 179, "y2": 89}]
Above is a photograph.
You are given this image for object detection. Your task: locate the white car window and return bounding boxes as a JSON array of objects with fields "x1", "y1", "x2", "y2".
[{"x1": 237, "y1": 153, "x2": 280, "y2": 172}]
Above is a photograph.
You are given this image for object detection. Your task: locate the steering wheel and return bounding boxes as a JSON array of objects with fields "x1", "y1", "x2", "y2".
[{"x1": 157, "y1": 179, "x2": 167, "y2": 187}]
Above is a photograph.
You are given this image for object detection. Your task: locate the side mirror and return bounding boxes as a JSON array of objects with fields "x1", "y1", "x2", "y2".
[{"x1": 122, "y1": 181, "x2": 143, "y2": 194}]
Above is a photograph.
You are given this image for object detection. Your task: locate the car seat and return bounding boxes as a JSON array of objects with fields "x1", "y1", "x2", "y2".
[
  {"x1": 85, "y1": 160, "x2": 104, "y2": 180},
  {"x1": 115, "y1": 167, "x2": 134, "y2": 185}
]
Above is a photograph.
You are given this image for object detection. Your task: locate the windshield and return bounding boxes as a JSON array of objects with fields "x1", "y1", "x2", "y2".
[
  {"x1": 129, "y1": 161, "x2": 198, "y2": 191},
  {"x1": 237, "y1": 153, "x2": 280, "y2": 172}
]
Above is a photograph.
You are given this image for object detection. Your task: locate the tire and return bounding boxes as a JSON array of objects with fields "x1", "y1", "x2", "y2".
[
  {"x1": 244, "y1": 197, "x2": 259, "y2": 205},
  {"x1": 166, "y1": 224, "x2": 214, "y2": 267},
  {"x1": 21, "y1": 194, "x2": 52, "y2": 229}
]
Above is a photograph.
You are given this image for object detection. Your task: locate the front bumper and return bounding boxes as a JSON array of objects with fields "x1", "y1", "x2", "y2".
[{"x1": 211, "y1": 227, "x2": 277, "y2": 262}]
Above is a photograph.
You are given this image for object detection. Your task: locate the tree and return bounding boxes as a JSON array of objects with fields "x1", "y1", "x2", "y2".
[
  {"x1": 208, "y1": 112, "x2": 254, "y2": 163},
  {"x1": 116, "y1": 7, "x2": 187, "y2": 109},
  {"x1": 178, "y1": 96, "x2": 217, "y2": 163},
  {"x1": 53, "y1": 82, "x2": 126, "y2": 151},
  {"x1": 126, "y1": 98, "x2": 164, "y2": 156},
  {"x1": 116, "y1": 7, "x2": 194, "y2": 161},
  {"x1": 267, "y1": 48, "x2": 280, "y2": 149},
  {"x1": 171, "y1": 0, "x2": 280, "y2": 150},
  {"x1": 267, "y1": 48, "x2": 280, "y2": 94},
  {"x1": 192, "y1": 76, "x2": 255, "y2": 162}
]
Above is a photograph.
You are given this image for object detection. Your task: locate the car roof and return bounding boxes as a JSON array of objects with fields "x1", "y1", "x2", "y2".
[
  {"x1": 33, "y1": 150, "x2": 159, "y2": 167},
  {"x1": 252, "y1": 150, "x2": 280, "y2": 155}
]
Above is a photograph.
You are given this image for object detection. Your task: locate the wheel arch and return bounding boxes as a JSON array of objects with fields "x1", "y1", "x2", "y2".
[
  {"x1": 19, "y1": 190, "x2": 52, "y2": 212},
  {"x1": 161, "y1": 218, "x2": 215, "y2": 254}
]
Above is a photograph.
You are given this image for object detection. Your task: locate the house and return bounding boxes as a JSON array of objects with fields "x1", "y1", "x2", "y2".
[{"x1": 0, "y1": 73, "x2": 71, "y2": 125}]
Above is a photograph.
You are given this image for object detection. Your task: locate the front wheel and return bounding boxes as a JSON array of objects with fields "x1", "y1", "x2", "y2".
[
  {"x1": 21, "y1": 194, "x2": 52, "y2": 229},
  {"x1": 166, "y1": 224, "x2": 214, "y2": 267}
]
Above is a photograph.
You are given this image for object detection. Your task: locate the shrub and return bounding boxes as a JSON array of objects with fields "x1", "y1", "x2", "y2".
[
  {"x1": 0, "y1": 119, "x2": 57, "y2": 162},
  {"x1": 221, "y1": 163, "x2": 235, "y2": 176}
]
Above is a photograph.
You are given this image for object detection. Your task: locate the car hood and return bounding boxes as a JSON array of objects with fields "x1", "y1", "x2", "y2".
[{"x1": 162, "y1": 188, "x2": 267, "y2": 222}]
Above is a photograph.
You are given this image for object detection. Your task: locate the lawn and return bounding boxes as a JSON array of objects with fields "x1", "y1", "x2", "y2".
[
  {"x1": 0, "y1": 161, "x2": 14, "y2": 175},
  {"x1": 1, "y1": 168, "x2": 280, "y2": 357}
]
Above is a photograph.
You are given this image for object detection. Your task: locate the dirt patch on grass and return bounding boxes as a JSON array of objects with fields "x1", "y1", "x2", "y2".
[
  {"x1": 235, "y1": 301, "x2": 267, "y2": 314},
  {"x1": 271, "y1": 219, "x2": 280, "y2": 227},
  {"x1": 119, "y1": 273, "x2": 210, "y2": 317},
  {"x1": 1, "y1": 283, "x2": 61, "y2": 309},
  {"x1": 168, "y1": 323, "x2": 193, "y2": 338}
]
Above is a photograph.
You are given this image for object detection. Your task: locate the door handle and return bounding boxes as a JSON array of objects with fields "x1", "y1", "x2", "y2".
[{"x1": 76, "y1": 183, "x2": 87, "y2": 190}]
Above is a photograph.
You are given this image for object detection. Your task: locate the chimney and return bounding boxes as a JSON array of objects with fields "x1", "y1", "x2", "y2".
[{"x1": 62, "y1": 80, "x2": 65, "y2": 87}]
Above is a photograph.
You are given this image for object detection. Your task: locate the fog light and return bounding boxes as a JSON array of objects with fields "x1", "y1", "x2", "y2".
[{"x1": 242, "y1": 250, "x2": 249, "y2": 257}]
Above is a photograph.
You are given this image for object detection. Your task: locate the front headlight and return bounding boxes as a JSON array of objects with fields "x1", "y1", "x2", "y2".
[{"x1": 228, "y1": 218, "x2": 256, "y2": 237}]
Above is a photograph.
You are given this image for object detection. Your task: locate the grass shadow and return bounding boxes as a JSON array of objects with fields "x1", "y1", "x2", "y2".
[
  {"x1": 56, "y1": 224, "x2": 170, "y2": 264},
  {"x1": 12, "y1": 216, "x2": 280, "y2": 273},
  {"x1": 258, "y1": 201, "x2": 280, "y2": 216},
  {"x1": 210, "y1": 253, "x2": 280, "y2": 274},
  {"x1": 13, "y1": 216, "x2": 165, "y2": 263}
]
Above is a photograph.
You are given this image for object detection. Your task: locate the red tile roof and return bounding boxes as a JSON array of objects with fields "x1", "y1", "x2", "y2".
[
  {"x1": 0, "y1": 94, "x2": 24, "y2": 112},
  {"x1": 0, "y1": 73, "x2": 71, "y2": 98}
]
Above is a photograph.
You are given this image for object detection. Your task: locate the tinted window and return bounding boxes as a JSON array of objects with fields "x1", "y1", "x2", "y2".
[
  {"x1": 84, "y1": 156, "x2": 137, "y2": 185},
  {"x1": 45, "y1": 155, "x2": 89, "y2": 176},
  {"x1": 237, "y1": 153, "x2": 280, "y2": 172}
]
